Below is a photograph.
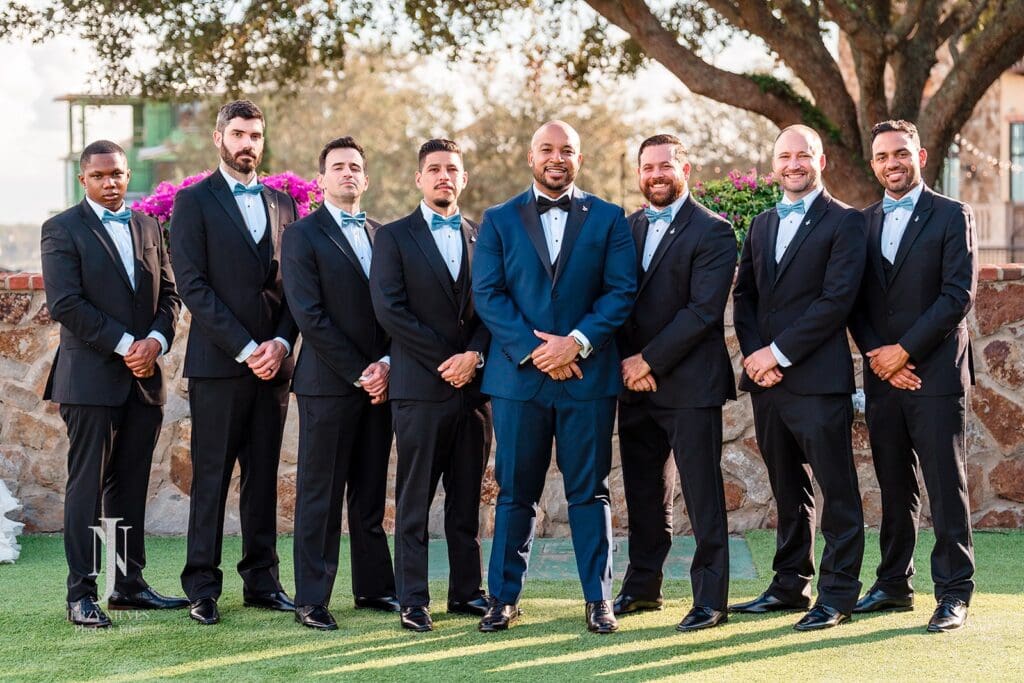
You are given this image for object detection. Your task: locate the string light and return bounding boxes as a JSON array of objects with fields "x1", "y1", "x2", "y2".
[{"x1": 953, "y1": 133, "x2": 1024, "y2": 175}]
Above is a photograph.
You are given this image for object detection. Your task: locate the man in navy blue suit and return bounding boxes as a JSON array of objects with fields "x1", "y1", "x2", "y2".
[{"x1": 472, "y1": 121, "x2": 636, "y2": 634}]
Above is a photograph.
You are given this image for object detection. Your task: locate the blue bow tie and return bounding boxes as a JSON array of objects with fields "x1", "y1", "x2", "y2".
[
  {"x1": 776, "y1": 201, "x2": 805, "y2": 219},
  {"x1": 339, "y1": 210, "x2": 366, "y2": 228},
  {"x1": 233, "y1": 182, "x2": 265, "y2": 196},
  {"x1": 644, "y1": 206, "x2": 673, "y2": 223},
  {"x1": 431, "y1": 214, "x2": 461, "y2": 231},
  {"x1": 102, "y1": 209, "x2": 132, "y2": 225},
  {"x1": 882, "y1": 195, "x2": 915, "y2": 214}
]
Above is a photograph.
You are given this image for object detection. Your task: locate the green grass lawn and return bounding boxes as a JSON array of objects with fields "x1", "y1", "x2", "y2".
[{"x1": 1, "y1": 530, "x2": 1022, "y2": 681}]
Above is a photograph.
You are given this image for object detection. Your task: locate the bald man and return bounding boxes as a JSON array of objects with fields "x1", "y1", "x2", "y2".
[
  {"x1": 472, "y1": 121, "x2": 636, "y2": 634},
  {"x1": 731, "y1": 125, "x2": 866, "y2": 631}
]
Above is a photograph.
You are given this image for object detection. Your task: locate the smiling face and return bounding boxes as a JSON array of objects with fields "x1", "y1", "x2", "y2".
[
  {"x1": 78, "y1": 152, "x2": 131, "y2": 211},
  {"x1": 214, "y1": 116, "x2": 264, "y2": 177},
  {"x1": 415, "y1": 151, "x2": 467, "y2": 214},
  {"x1": 319, "y1": 146, "x2": 368, "y2": 208},
  {"x1": 638, "y1": 143, "x2": 689, "y2": 208},
  {"x1": 772, "y1": 128, "x2": 825, "y2": 200},
  {"x1": 871, "y1": 130, "x2": 927, "y2": 198},
  {"x1": 528, "y1": 122, "x2": 582, "y2": 197}
]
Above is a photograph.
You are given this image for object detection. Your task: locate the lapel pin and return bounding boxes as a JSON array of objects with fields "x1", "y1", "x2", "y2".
[
  {"x1": 582, "y1": 205, "x2": 589, "y2": 212},
  {"x1": 669, "y1": 228, "x2": 676, "y2": 235},
  {"x1": 805, "y1": 220, "x2": 810, "y2": 225},
  {"x1": 914, "y1": 216, "x2": 920, "y2": 222}
]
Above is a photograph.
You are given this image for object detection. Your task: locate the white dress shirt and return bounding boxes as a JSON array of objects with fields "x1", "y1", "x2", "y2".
[
  {"x1": 85, "y1": 197, "x2": 168, "y2": 357},
  {"x1": 325, "y1": 200, "x2": 373, "y2": 277},
  {"x1": 770, "y1": 186, "x2": 824, "y2": 368},
  {"x1": 881, "y1": 182, "x2": 924, "y2": 263},
  {"x1": 642, "y1": 192, "x2": 688, "y2": 270},
  {"x1": 220, "y1": 165, "x2": 267, "y2": 244},
  {"x1": 420, "y1": 202, "x2": 463, "y2": 280}
]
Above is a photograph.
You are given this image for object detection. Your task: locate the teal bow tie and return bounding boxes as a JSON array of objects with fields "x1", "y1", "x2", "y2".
[
  {"x1": 644, "y1": 206, "x2": 673, "y2": 223},
  {"x1": 431, "y1": 214, "x2": 461, "y2": 231},
  {"x1": 882, "y1": 195, "x2": 915, "y2": 214},
  {"x1": 340, "y1": 210, "x2": 366, "y2": 228},
  {"x1": 102, "y1": 209, "x2": 132, "y2": 225},
  {"x1": 776, "y1": 201, "x2": 805, "y2": 219},
  {"x1": 233, "y1": 182, "x2": 265, "y2": 196}
]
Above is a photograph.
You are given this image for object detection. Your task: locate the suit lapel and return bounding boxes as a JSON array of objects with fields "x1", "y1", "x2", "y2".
[
  {"x1": 408, "y1": 210, "x2": 459, "y2": 309},
  {"x1": 128, "y1": 212, "x2": 146, "y2": 292},
  {"x1": 867, "y1": 203, "x2": 887, "y2": 289},
  {"x1": 889, "y1": 186, "x2": 934, "y2": 282},
  {"x1": 459, "y1": 218, "x2": 478, "y2": 314},
  {"x1": 78, "y1": 201, "x2": 133, "y2": 291},
  {"x1": 207, "y1": 172, "x2": 261, "y2": 261},
  {"x1": 638, "y1": 197, "x2": 696, "y2": 294},
  {"x1": 774, "y1": 191, "x2": 830, "y2": 286},
  {"x1": 316, "y1": 206, "x2": 368, "y2": 282},
  {"x1": 261, "y1": 184, "x2": 280, "y2": 252},
  {"x1": 516, "y1": 191, "x2": 554, "y2": 280},
  {"x1": 553, "y1": 191, "x2": 592, "y2": 286},
  {"x1": 632, "y1": 214, "x2": 648, "y2": 275},
  {"x1": 763, "y1": 211, "x2": 779, "y2": 284}
]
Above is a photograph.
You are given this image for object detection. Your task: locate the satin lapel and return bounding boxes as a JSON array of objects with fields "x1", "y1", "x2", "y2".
[
  {"x1": 889, "y1": 187, "x2": 934, "y2": 282},
  {"x1": 639, "y1": 198, "x2": 696, "y2": 294},
  {"x1": 458, "y1": 218, "x2": 477, "y2": 314},
  {"x1": 207, "y1": 172, "x2": 261, "y2": 261},
  {"x1": 78, "y1": 202, "x2": 133, "y2": 291},
  {"x1": 763, "y1": 211, "x2": 779, "y2": 285},
  {"x1": 408, "y1": 211, "x2": 459, "y2": 309},
  {"x1": 553, "y1": 192, "x2": 592, "y2": 286},
  {"x1": 316, "y1": 207, "x2": 367, "y2": 283},
  {"x1": 366, "y1": 218, "x2": 381, "y2": 245},
  {"x1": 774, "y1": 192, "x2": 828, "y2": 286},
  {"x1": 868, "y1": 203, "x2": 887, "y2": 289},
  {"x1": 261, "y1": 185, "x2": 280, "y2": 251},
  {"x1": 516, "y1": 192, "x2": 554, "y2": 280},
  {"x1": 632, "y1": 214, "x2": 648, "y2": 276},
  {"x1": 128, "y1": 212, "x2": 146, "y2": 291}
]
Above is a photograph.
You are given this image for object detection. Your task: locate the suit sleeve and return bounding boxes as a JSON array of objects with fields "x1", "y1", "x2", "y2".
[
  {"x1": 273, "y1": 195, "x2": 300, "y2": 346},
  {"x1": 848, "y1": 272, "x2": 884, "y2": 355},
  {"x1": 642, "y1": 220, "x2": 737, "y2": 374},
  {"x1": 471, "y1": 210, "x2": 544, "y2": 363},
  {"x1": 732, "y1": 222, "x2": 763, "y2": 357},
  {"x1": 169, "y1": 189, "x2": 255, "y2": 358},
  {"x1": 40, "y1": 217, "x2": 128, "y2": 354},
  {"x1": 282, "y1": 224, "x2": 369, "y2": 383},
  {"x1": 369, "y1": 226, "x2": 458, "y2": 369},
  {"x1": 150, "y1": 219, "x2": 181, "y2": 346},
  {"x1": 571, "y1": 207, "x2": 637, "y2": 351},
  {"x1": 898, "y1": 204, "x2": 977, "y2": 361},
  {"x1": 772, "y1": 210, "x2": 867, "y2": 364}
]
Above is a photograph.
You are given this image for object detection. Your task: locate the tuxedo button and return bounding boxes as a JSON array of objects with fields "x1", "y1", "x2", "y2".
[{"x1": 552, "y1": 293, "x2": 559, "y2": 300}]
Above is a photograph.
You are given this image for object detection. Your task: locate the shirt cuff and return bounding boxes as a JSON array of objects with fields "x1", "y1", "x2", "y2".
[
  {"x1": 379, "y1": 355, "x2": 390, "y2": 366},
  {"x1": 235, "y1": 339, "x2": 258, "y2": 363},
  {"x1": 274, "y1": 337, "x2": 292, "y2": 357},
  {"x1": 475, "y1": 351, "x2": 485, "y2": 369},
  {"x1": 147, "y1": 331, "x2": 169, "y2": 356},
  {"x1": 570, "y1": 329, "x2": 593, "y2": 359},
  {"x1": 770, "y1": 342, "x2": 792, "y2": 368},
  {"x1": 114, "y1": 332, "x2": 134, "y2": 357}
]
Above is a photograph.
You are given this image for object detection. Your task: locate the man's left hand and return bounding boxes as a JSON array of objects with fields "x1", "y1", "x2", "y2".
[
  {"x1": 867, "y1": 344, "x2": 910, "y2": 380},
  {"x1": 247, "y1": 340, "x2": 287, "y2": 380},
  {"x1": 621, "y1": 353, "x2": 652, "y2": 387},
  {"x1": 531, "y1": 330, "x2": 580, "y2": 372},
  {"x1": 124, "y1": 338, "x2": 161, "y2": 378},
  {"x1": 438, "y1": 352, "x2": 479, "y2": 388},
  {"x1": 743, "y1": 346, "x2": 779, "y2": 383}
]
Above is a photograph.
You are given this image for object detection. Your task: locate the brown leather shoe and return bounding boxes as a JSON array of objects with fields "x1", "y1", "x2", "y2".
[{"x1": 586, "y1": 600, "x2": 618, "y2": 634}]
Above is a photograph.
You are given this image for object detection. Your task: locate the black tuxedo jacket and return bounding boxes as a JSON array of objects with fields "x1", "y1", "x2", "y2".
[
  {"x1": 169, "y1": 170, "x2": 298, "y2": 380},
  {"x1": 369, "y1": 209, "x2": 490, "y2": 404},
  {"x1": 281, "y1": 206, "x2": 388, "y2": 396},
  {"x1": 618, "y1": 196, "x2": 737, "y2": 408},
  {"x1": 733, "y1": 190, "x2": 866, "y2": 396},
  {"x1": 849, "y1": 185, "x2": 977, "y2": 397},
  {"x1": 41, "y1": 201, "x2": 181, "y2": 406}
]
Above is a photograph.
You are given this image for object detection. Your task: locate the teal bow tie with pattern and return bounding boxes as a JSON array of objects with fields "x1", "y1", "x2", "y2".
[
  {"x1": 233, "y1": 182, "x2": 265, "y2": 196},
  {"x1": 775, "y1": 201, "x2": 805, "y2": 219},
  {"x1": 102, "y1": 209, "x2": 131, "y2": 224},
  {"x1": 340, "y1": 210, "x2": 366, "y2": 228},
  {"x1": 644, "y1": 206, "x2": 673, "y2": 223},
  {"x1": 882, "y1": 195, "x2": 915, "y2": 214},
  {"x1": 431, "y1": 214, "x2": 461, "y2": 231}
]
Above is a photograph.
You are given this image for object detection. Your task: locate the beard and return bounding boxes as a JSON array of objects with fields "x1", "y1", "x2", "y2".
[
  {"x1": 641, "y1": 176, "x2": 685, "y2": 207},
  {"x1": 882, "y1": 165, "x2": 920, "y2": 196},
  {"x1": 532, "y1": 163, "x2": 576, "y2": 194},
  {"x1": 778, "y1": 167, "x2": 819, "y2": 195},
  {"x1": 220, "y1": 143, "x2": 260, "y2": 175},
  {"x1": 432, "y1": 196, "x2": 453, "y2": 208}
]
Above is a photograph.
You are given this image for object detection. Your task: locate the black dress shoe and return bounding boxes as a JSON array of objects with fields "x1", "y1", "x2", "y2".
[
  {"x1": 400, "y1": 606, "x2": 433, "y2": 632},
  {"x1": 447, "y1": 596, "x2": 489, "y2": 616},
  {"x1": 67, "y1": 597, "x2": 112, "y2": 628},
  {"x1": 794, "y1": 603, "x2": 850, "y2": 631},
  {"x1": 612, "y1": 594, "x2": 664, "y2": 616},
  {"x1": 853, "y1": 587, "x2": 914, "y2": 614},
  {"x1": 354, "y1": 595, "x2": 401, "y2": 613},
  {"x1": 189, "y1": 598, "x2": 220, "y2": 625},
  {"x1": 478, "y1": 597, "x2": 520, "y2": 632},
  {"x1": 927, "y1": 595, "x2": 968, "y2": 633},
  {"x1": 295, "y1": 604, "x2": 338, "y2": 631},
  {"x1": 108, "y1": 587, "x2": 189, "y2": 610},
  {"x1": 676, "y1": 606, "x2": 727, "y2": 632},
  {"x1": 729, "y1": 591, "x2": 810, "y2": 614},
  {"x1": 243, "y1": 590, "x2": 295, "y2": 612},
  {"x1": 586, "y1": 600, "x2": 619, "y2": 634}
]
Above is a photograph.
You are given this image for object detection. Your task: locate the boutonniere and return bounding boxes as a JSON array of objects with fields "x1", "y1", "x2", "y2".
[{"x1": 581, "y1": 205, "x2": 589, "y2": 212}]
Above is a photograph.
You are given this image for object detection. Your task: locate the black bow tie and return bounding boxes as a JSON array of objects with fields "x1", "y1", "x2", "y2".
[{"x1": 536, "y1": 194, "x2": 571, "y2": 214}]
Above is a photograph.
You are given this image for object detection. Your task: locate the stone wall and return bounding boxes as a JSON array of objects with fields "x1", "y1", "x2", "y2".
[{"x1": 3, "y1": 266, "x2": 1024, "y2": 536}]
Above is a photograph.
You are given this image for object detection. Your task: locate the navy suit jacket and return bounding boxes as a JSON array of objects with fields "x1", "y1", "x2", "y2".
[{"x1": 472, "y1": 187, "x2": 636, "y2": 401}]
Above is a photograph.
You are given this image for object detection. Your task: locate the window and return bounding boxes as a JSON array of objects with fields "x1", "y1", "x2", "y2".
[
  {"x1": 1012, "y1": 123, "x2": 1024, "y2": 202},
  {"x1": 941, "y1": 142, "x2": 960, "y2": 199}
]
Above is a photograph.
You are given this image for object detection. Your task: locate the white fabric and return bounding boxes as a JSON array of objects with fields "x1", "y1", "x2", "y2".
[
  {"x1": 219, "y1": 165, "x2": 267, "y2": 243},
  {"x1": 419, "y1": 202, "x2": 463, "y2": 280},
  {"x1": 775, "y1": 186, "x2": 823, "y2": 263},
  {"x1": 0, "y1": 480, "x2": 23, "y2": 563},
  {"x1": 642, "y1": 192, "x2": 688, "y2": 270},
  {"x1": 881, "y1": 182, "x2": 924, "y2": 263}
]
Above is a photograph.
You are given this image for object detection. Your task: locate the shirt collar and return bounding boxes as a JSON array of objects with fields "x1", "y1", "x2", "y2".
[
  {"x1": 324, "y1": 199, "x2": 361, "y2": 229},
  {"x1": 650, "y1": 190, "x2": 689, "y2": 222},
  {"x1": 884, "y1": 181, "x2": 924, "y2": 210},
  {"x1": 532, "y1": 184, "x2": 575, "y2": 205},
  {"x1": 780, "y1": 185, "x2": 823, "y2": 211},
  {"x1": 219, "y1": 164, "x2": 258, "y2": 191},
  {"x1": 420, "y1": 201, "x2": 460, "y2": 226},
  {"x1": 85, "y1": 196, "x2": 126, "y2": 223}
]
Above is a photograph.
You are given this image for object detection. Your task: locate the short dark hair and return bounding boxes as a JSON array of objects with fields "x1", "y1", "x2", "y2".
[
  {"x1": 79, "y1": 140, "x2": 126, "y2": 170},
  {"x1": 871, "y1": 119, "x2": 920, "y2": 146},
  {"x1": 215, "y1": 99, "x2": 264, "y2": 133},
  {"x1": 418, "y1": 138, "x2": 461, "y2": 170},
  {"x1": 637, "y1": 134, "x2": 688, "y2": 167},
  {"x1": 318, "y1": 136, "x2": 366, "y2": 174}
]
